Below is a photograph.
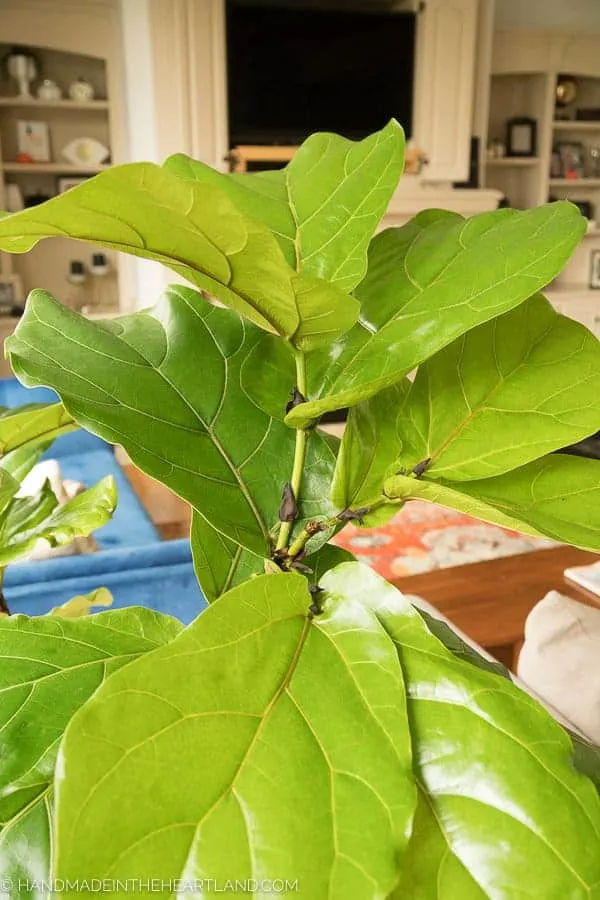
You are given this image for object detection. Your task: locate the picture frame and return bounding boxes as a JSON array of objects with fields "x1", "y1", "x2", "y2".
[
  {"x1": 590, "y1": 249, "x2": 600, "y2": 290},
  {"x1": 555, "y1": 141, "x2": 586, "y2": 179},
  {"x1": 57, "y1": 177, "x2": 88, "y2": 194},
  {"x1": 16, "y1": 120, "x2": 50, "y2": 162},
  {"x1": 506, "y1": 117, "x2": 537, "y2": 157},
  {"x1": 0, "y1": 274, "x2": 23, "y2": 314}
]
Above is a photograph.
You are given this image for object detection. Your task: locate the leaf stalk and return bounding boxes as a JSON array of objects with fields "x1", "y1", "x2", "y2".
[{"x1": 276, "y1": 350, "x2": 309, "y2": 551}]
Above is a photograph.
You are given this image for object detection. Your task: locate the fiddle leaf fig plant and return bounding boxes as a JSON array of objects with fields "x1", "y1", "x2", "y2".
[{"x1": 1, "y1": 120, "x2": 600, "y2": 896}]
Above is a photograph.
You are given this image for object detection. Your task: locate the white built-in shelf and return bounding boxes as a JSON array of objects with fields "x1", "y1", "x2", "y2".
[
  {"x1": 1, "y1": 162, "x2": 109, "y2": 175},
  {"x1": 553, "y1": 120, "x2": 600, "y2": 131},
  {"x1": 549, "y1": 178, "x2": 600, "y2": 187},
  {"x1": 486, "y1": 157, "x2": 540, "y2": 167},
  {"x1": 0, "y1": 97, "x2": 109, "y2": 111}
]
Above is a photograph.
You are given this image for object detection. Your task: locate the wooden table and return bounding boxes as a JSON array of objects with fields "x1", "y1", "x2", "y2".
[
  {"x1": 122, "y1": 463, "x2": 600, "y2": 669},
  {"x1": 392, "y1": 546, "x2": 600, "y2": 668}
]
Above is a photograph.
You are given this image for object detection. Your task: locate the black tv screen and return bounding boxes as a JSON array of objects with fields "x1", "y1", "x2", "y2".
[{"x1": 226, "y1": 2, "x2": 415, "y2": 146}]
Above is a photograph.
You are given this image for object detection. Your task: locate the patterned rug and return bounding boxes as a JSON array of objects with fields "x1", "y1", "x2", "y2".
[{"x1": 332, "y1": 500, "x2": 556, "y2": 580}]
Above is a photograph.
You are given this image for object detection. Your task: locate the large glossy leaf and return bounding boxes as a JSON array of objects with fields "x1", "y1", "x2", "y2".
[
  {"x1": 7, "y1": 288, "x2": 339, "y2": 557},
  {"x1": 403, "y1": 605, "x2": 600, "y2": 796},
  {"x1": 285, "y1": 203, "x2": 586, "y2": 427},
  {"x1": 165, "y1": 120, "x2": 405, "y2": 291},
  {"x1": 0, "y1": 608, "x2": 182, "y2": 887},
  {"x1": 0, "y1": 474, "x2": 116, "y2": 566},
  {"x1": 321, "y1": 563, "x2": 600, "y2": 898},
  {"x1": 0, "y1": 403, "x2": 75, "y2": 456},
  {"x1": 0, "y1": 163, "x2": 359, "y2": 348},
  {"x1": 331, "y1": 380, "x2": 409, "y2": 513},
  {"x1": 396, "y1": 294, "x2": 600, "y2": 481},
  {"x1": 385, "y1": 451, "x2": 600, "y2": 551},
  {"x1": 53, "y1": 573, "x2": 415, "y2": 898}
]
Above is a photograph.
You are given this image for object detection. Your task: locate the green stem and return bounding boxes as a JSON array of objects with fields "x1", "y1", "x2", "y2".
[
  {"x1": 286, "y1": 496, "x2": 396, "y2": 562},
  {"x1": 276, "y1": 350, "x2": 309, "y2": 552},
  {"x1": 0, "y1": 568, "x2": 9, "y2": 615}
]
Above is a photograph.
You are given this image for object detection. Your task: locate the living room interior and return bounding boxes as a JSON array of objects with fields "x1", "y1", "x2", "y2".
[
  {"x1": 3, "y1": 0, "x2": 600, "y2": 889},
  {"x1": 1, "y1": 0, "x2": 600, "y2": 737}
]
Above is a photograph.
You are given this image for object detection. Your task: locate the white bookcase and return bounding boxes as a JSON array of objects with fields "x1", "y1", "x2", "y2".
[
  {"x1": 0, "y1": 46, "x2": 120, "y2": 315},
  {"x1": 478, "y1": 28, "x2": 600, "y2": 317}
]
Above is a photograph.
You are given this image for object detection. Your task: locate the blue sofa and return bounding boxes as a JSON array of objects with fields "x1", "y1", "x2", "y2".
[{"x1": 0, "y1": 379, "x2": 206, "y2": 624}]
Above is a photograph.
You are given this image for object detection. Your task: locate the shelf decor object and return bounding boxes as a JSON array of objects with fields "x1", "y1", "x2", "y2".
[
  {"x1": 2, "y1": 47, "x2": 39, "y2": 98},
  {"x1": 556, "y1": 75, "x2": 578, "y2": 108},
  {"x1": 61, "y1": 137, "x2": 109, "y2": 167},
  {"x1": 506, "y1": 116, "x2": 537, "y2": 157},
  {"x1": 36, "y1": 79, "x2": 62, "y2": 102},
  {"x1": 16, "y1": 120, "x2": 50, "y2": 162},
  {"x1": 68, "y1": 78, "x2": 95, "y2": 103},
  {"x1": 556, "y1": 141, "x2": 586, "y2": 179}
]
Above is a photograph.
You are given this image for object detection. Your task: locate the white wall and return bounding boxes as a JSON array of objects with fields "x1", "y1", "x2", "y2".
[
  {"x1": 118, "y1": 0, "x2": 162, "y2": 308},
  {"x1": 495, "y1": 0, "x2": 600, "y2": 33},
  {"x1": 119, "y1": 0, "x2": 159, "y2": 163}
]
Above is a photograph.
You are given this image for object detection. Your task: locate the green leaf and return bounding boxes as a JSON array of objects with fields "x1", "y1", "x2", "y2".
[
  {"x1": 403, "y1": 604, "x2": 600, "y2": 798},
  {"x1": 0, "y1": 474, "x2": 116, "y2": 567},
  {"x1": 331, "y1": 380, "x2": 409, "y2": 512},
  {"x1": 0, "y1": 794, "x2": 53, "y2": 897},
  {"x1": 285, "y1": 203, "x2": 587, "y2": 428},
  {"x1": 0, "y1": 477, "x2": 58, "y2": 544},
  {"x1": 0, "y1": 608, "x2": 182, "y2": 886},
  {"x1": 7, "y1": 288, "x2": 339, "y2": 558},
  {"x1": 385, "y1": 452, "x2": 600, "y2": 549},
  {"x1": 0, "y1": 468, "x2": 20, "y2": 519},
  {"x1": 396, "y1": 294, "x2": 600, "y2": 481},
  {"x1": 49, "y1": 587, "x2": 113, "y2": 618},
  {"x1": 407, "y1": 604, "x2": 600, "y2": 799},
  {"x1": 166, "y1": 120, "x2": 405, "y2": 292},
  {"x1": 0, "y1": 441, "x2": 50, "y2": 486},
  {"x1": 289, "y1": 272, "x2": 360, "y2": 352},
  {"x1": 0, "y1": 402, "x2": 75, "y2": 456},
  {"x1": 571, "y1": 735, "x2": 600, "y2": 795},
  {"x1": 190, "y1": 510, "x2": 265, "y2": 602},
  {"x1": 53, "y1": 573, "x2": 415, "y2": 898},
  {"x1": 0, "y1": 164, "x2": 358, "y2": 349},
  {"x1": 321, "y1": 562, "x2": 600, "y2": 898}
]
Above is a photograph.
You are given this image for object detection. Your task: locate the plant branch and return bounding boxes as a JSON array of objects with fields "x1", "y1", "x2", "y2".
[
  {"x1": 285, "y1": 496, "x2": 394, "y2": 563},
  {"x1": 276, "y1": 350, "x2": 309, "y2": 551},
  {"x1": 0, "y1": 568, "x2": 10, "y2": 615}
]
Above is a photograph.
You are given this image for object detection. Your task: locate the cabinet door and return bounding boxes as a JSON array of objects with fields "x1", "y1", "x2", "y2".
[{"x1": 412, "y1": 0, "x2": 478, "y2": 182}]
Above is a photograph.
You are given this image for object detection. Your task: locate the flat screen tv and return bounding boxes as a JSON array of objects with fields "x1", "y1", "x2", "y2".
[{"x1": 226, "y1": 1, "x2": 416, "y2": 146}]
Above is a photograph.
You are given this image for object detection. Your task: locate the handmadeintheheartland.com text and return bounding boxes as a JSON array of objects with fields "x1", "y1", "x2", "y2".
[{"x1": 0, "y1": 878, "x2": 299, "y2": 895}]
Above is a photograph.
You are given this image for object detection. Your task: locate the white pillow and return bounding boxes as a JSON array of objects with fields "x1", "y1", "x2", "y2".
[{"x1": 518, "y1": 591, "x2": 600, "y2": 744}]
